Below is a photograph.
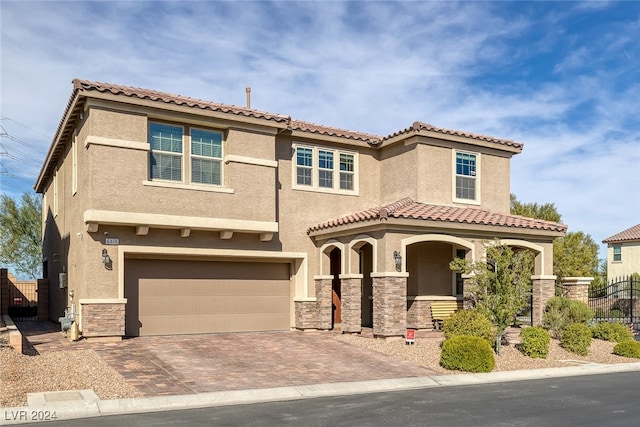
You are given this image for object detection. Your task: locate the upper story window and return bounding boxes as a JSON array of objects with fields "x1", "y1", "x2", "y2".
[
  {"x1": 191, "y1": 129, "x2": 222, "y2": 185},
  {"x1": 294, "y1": 144, "x2": 357, "y2": 194},
  {"x1": 150, "y1": 123, "x2": 183, "y2": 181},
  {"x1": 454, "y1": 151, "x2": 478, "y2": 202},
  {"x1": 148, "y1": 122, "x2": 223, "y2": 186},
  {"x1": 613, "y1": 245, "x2": 622, "y2": 262}
]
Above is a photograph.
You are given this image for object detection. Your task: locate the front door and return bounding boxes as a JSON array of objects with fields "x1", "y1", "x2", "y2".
[{"x1": 330, "y1": 248, "x2": 341, "y2": 325}]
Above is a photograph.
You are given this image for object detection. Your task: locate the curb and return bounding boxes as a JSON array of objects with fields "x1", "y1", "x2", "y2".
[{"x1": 3, "y1": 361, "x2": 640, "y2": 424}]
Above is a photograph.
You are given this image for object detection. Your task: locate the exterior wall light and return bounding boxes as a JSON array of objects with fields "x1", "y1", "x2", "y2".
[
  {"x1": 102, "y1": 248, "x2": 112, "y2": 270},
  {"x1": 393, "y1": 250, "x2": 402, "y2": 272}
]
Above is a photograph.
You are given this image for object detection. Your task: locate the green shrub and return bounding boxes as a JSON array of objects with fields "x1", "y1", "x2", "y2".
[
  {"x1": 613, "y1": 340, "x2": 640, "y2": 358},
  {"x1": 608, "y1": 309, "x2": 624, "y2": 318},
  {"x1": 440, "y1": 336, "x2": 495, "y2": 373},
  {"x1": 591, "y1": 322, "x2": 634, "y2": 342},
  {"x1": 519, "y1": 326, "x2": 550, "y2": 358},
  {"x1": 561, "y1": 323, "x2": 592, "y2": 356},
  {"x1": 442, "y1": 309, "x2": 495, "y2": 346},
  {"x1": 543, "y1": 297, "x2": 593, "y2": 339}
]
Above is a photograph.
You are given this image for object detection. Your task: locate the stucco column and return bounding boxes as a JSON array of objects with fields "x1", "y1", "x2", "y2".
[
  {"x1": 462, "y1": 274, "x2": 475, "y2": 310},
  {"x1": 560, "y1": 277, "x2": 593, "y2": 305},
  {"x1": 340, "y1": 274, "x2": 363, "y2": 334},
  {"x1": 531, "y1": 275, "x2": 556, "y2": 326},
  {"x1": 37, "y1": 279, "x2": 50, "y2": 321},
  {"x1": 314, "y1": 276, "x2": 332, "y2": 330},
  {"x1": 371, "y1": 273, "x2": 408, "y2": 337}
]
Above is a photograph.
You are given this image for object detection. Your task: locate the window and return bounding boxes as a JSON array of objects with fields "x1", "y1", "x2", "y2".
[
  {"x1": 613, "y1": 245, "x2": 622, "y2": 262},
  {"x1": 455, "y1": 152, "x2": 477, "y2": 200},
  {"x1": 294, "y1": 145, "x2": 357, "y2": 193},
  {"x1": 191, "y1": 129, "x2": 222, "y2": 185},
  {"x1": 149, "y1": 123, "x2": 183, "y2": 181},
  {"x1": 296, "y1": 147, "x2": 313, "y2": 186},
  {"x1": 148, "y1": 122, "x2": 223, "y2": 186},
  {"x1": 318, "y1": 150, "x2": 333, "y2": 188},
  {"x1": 340, "y1": 153, "x2": 354, "y2": 190}
]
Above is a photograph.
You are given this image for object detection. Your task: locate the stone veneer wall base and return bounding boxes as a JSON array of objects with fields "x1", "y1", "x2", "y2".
[
  {"x1": 341, "y1": 278, "x2": 362, "y2": 334},
  {"x1": 372, "y1": 276, "x2": 407, "y2": 337},
  {"x1": 81, "y1": 302, "x2": 126, "y2": 338}
]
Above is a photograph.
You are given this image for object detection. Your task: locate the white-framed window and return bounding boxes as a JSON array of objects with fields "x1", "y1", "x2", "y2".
[
  {"x1": 454, "y1": 151, "x2": 479, "y2": 203},
  {"x1": 293, "y1": 144, "x2": 358, "y2": 194},
  {"x1": 148, "y1": 122, "x2": 223, "y2": 186},
  {"x1": 149, "y1": 123, "x2": 183, "y2": 181},
  {"x1": 613, "y1": 245, "x2": 622, "y2": 262},
  {"x1": 191, "y1": 128, "x2": 223, "y2": 185}
]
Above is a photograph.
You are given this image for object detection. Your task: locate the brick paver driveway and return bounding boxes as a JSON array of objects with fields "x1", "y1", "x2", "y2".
[{"x1": 17, "y1": 321, "x2": 437, "y2": 397}]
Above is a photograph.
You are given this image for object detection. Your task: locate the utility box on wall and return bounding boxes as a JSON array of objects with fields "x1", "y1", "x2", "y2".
[{"x1": 59, "y1": 273, "x2": 67, "y2": 289}]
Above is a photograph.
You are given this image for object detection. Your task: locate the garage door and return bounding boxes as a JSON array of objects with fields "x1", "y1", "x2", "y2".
[{"x1": 125, "y1": 259, "x2": 291, "y2": 336}]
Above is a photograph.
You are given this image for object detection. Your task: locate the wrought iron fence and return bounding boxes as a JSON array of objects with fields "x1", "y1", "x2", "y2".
[{"x1": 589, "y1": 275, "x2": 640, "y2": 328}]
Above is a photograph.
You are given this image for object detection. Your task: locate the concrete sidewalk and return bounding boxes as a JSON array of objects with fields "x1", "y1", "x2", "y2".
[{"x1": 4, "y1": 361, "x2": 640, "y2": 424}]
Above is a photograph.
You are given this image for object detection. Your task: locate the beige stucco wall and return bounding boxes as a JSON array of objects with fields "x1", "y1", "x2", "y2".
[
  {"x1": 275, "y1": 135, "x2": 383, "y2": 290},
  {"x1": 379, "y1": 138, "x2": 512, "y2": 213},
  {"x1": 407, "y1": 242, "x2": 456, "y2": 296},
  {"x1": 607, "y1": 242, "x2": 640, "y2": 279},
  {"x1": 85, "y1": 107, "x2": 277, "y2": 222},
  {"x1": 38, "y1": 92, "x2": 557, "y2": 332}
]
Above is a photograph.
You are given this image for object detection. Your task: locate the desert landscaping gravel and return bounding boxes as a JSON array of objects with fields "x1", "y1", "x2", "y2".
[
  {"x1": 1, "y1": 337, "x2": 143, "y2": 408},
  {"x1": 1, "y1": 331, "x2": 638, "y2": 408}
]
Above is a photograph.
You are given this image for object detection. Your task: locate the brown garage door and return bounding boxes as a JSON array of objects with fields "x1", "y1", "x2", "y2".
[{"x1": 125, "y1": 259, "x2": 291, "y2": 336}]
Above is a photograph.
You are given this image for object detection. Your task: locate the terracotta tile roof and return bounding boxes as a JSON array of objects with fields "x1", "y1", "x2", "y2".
[
  {"x1": 74, "y1": 80, "x2": 519, "y2": 148},
  {"x1": 603, "y1": 224, "x2": 640, "y2": 243},
  {"x1": 289, "y1": 119, "x2": 382, "y2": 144},
  {"x1": 73, "y1": 79, "x2": 291, "y2": 124},
  {"x1": 384, "y1": 121, "x2": 523, "y2": 150},
  {"x1": 308, "y1": 198, "x2": 567, "y2": 233}
]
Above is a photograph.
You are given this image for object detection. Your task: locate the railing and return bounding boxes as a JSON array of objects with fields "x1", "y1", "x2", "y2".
[{"x1": 589, "y1": 275, "x2": 640, "y2": 327}]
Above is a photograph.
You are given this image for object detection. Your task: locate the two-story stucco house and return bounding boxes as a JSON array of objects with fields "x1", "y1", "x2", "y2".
[
  {"x1": 35, "y1": 79, "x2": 566, "y2": 341},
  {"x1": 603, "y1": 224, "x2": 640, "y2": 281}
]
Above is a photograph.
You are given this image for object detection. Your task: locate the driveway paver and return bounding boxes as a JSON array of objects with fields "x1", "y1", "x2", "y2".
[{"x1": 16, "y1": 321, "x2": 437, "y2": 397}]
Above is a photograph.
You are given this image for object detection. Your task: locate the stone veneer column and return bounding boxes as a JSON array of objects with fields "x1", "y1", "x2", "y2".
[
  {"x1": 371, "y1": 273, "x2": 408, "y2": 337},
  {"x1": 294, "y1": 299, "x2": 318, "y2": 330},
  {"x1": 340, "y1": 275, "x2": 362, "y2": 334},
  {"x1": 531, "y1": 275, "x2": 556, "y2": 326},
  {"x1": 406, "y1": 298, "x2": 430, "y2": 329},
  {"x1": 80, "y1": 299, "x2": 126, "y2": 341},
  {"x1": 560, "y1": 277, "x2": 593, "y2": 305},
  {"x1": 314, "y1": 276, "x2": 333, "y2": 330}
]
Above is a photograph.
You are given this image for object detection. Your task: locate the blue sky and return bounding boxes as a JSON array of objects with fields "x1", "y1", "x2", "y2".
[{"x1": 1, "y1": 0, "x2": 639, "y2": 259}]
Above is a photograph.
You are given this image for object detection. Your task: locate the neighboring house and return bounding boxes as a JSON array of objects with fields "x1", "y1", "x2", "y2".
[
  {"x1": 603, "y1": 224, "x2": 640, "y2": 281},
  {"x1": 34, "y1": 79, "x2": 566, "y2": 341}
]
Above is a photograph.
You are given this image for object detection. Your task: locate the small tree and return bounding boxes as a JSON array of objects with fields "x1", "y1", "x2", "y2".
[
  {"x1": 553, "y1": 231, "x2": 599, "y2": 281},
  {"x1": 510, "y1": 194, "x2": 562, "y2": 223},
  {"x1": 0, "y1": 192, "x2": 42, "y2": 278},
  {"x1": 450, "y1": 240, "x2": 533, "y2": 354}
]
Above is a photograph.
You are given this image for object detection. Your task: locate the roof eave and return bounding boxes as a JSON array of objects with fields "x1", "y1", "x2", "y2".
[
  {"x1": 34, "y1": 90, "x2": 83, "y2": 193},
  {"x1": 309, "y1": 216, "x2": 566, "y2": 240}
]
